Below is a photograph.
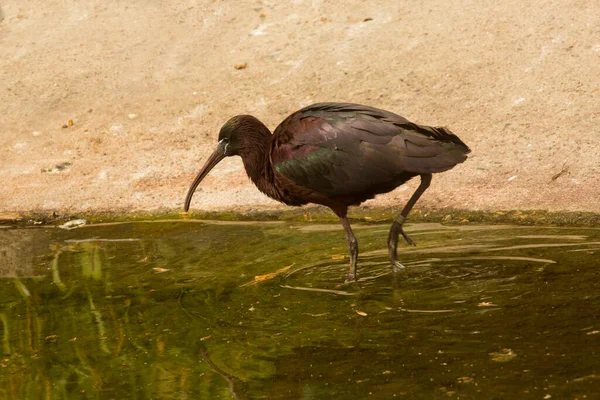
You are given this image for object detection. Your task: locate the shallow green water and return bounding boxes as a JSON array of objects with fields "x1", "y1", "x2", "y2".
[{"x1": 0, "y1": 221, "x2": 598, "y2": 399}]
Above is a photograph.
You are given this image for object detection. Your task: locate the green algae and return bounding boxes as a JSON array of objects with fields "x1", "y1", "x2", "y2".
[{"x1": 3, "y1": 206, "x2": 600, "y2": 228}]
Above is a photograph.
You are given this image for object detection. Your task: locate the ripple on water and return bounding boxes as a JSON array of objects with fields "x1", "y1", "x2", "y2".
[{"x1": 0, "y1": 222, "x2": 598, "y2": 399}]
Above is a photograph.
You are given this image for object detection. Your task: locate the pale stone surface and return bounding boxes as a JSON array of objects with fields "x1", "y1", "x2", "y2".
[{"x1": 1, "y1": 1, "x2": 598, "y2": 214}]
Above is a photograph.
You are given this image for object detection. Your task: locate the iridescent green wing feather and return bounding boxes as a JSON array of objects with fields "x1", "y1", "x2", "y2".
[{"x1": 271, "y1": 103, "x2": 470, "y2": 197}]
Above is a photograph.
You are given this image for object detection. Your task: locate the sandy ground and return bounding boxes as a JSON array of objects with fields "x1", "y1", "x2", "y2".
[{"x1": 1, "y1": 1, "x2": 599, "y2": 217}]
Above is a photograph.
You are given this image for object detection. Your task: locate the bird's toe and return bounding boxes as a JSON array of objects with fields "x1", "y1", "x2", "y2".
[
  {"x1": 391, "y1": 261, "x2": 406, "y2": 273},
  {"x1": 344, "y1": 273, "x2": 357, "y2": 283},
  {"x1": 399, "y1": 229, "x2": 416, "y2": 246}
]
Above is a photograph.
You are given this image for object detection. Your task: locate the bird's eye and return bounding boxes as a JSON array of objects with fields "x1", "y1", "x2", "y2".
[{"x1": 220, "y1": 137, "x2": 229, "y2": 144}]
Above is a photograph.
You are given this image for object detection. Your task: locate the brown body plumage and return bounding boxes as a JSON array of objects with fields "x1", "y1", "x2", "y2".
[{"x1": 185, "y1": 102, "x2": 470, "y2": 281}]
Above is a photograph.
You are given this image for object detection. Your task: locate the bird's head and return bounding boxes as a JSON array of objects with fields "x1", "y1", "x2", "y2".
[
  {"x1": 183, "y1": 115, "x2": 266, "y2": 212},
  {"x1": 216, "y1": 115, "x2": 248, "y2": 156}
]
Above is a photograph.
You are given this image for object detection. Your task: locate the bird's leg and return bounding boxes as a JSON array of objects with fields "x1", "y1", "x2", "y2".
[
  {"x1": 388, "y1": 173, "x2": 432, "y2": 272},
  {"x1": 339, "y1": 216, "x2": 359, "y2": 282}
]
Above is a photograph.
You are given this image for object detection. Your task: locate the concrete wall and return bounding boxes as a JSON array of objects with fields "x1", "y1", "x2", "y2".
[{"x1": 1, "y1": 1, "x2": 598, "y2": 214}]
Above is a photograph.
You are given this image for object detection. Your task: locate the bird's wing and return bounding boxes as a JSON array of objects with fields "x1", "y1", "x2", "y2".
[{"x1": 271, "y1": 103, "x2": 470, "y2": 197}]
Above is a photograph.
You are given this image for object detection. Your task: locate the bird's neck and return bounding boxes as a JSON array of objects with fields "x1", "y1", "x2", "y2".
[{"x1": 239, "y1": 122, "x2": 280, "y2": 199}]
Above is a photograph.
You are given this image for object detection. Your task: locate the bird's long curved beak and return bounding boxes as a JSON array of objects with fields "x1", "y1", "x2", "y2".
[{"x1": 183, "y1": 142, "x2": 226, "y2": 212}]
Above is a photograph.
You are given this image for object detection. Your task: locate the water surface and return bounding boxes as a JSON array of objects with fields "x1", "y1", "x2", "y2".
[{"x1": 0, "y1": 221, "x2": 598, "y2": 399}]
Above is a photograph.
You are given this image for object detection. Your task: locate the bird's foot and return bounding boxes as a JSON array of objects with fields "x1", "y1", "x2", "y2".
[
  {"x1": 391, "y1": 261, "x2": 406, "y2": 273},
  {"x1": 393, "y1": 216, "x2": 416, "y2": 246},
  {"x1": 398, "y1": 226, "x2": 416, "y2": 246},
  {"x1": 344, "y1": 272, "x2": 357, "y2": 284}
]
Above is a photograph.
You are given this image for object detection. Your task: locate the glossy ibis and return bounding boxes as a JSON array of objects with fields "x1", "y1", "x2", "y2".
[{"x1": 184, "y1": 103, "x2": 470, "y2": 281}]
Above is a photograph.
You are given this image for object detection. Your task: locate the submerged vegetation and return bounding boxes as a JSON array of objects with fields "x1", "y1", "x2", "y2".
[{"x1": 0, "y1": 221, "x2": 598, "y2": 398}]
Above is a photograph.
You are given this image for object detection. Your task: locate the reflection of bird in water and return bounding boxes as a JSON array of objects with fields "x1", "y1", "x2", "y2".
[
  {"x1": 199, "y1": 345, "x2": 247, "y2": 400},
  {"x1": 185, "y1": 103, "x2": 470, "y2": 281}
]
